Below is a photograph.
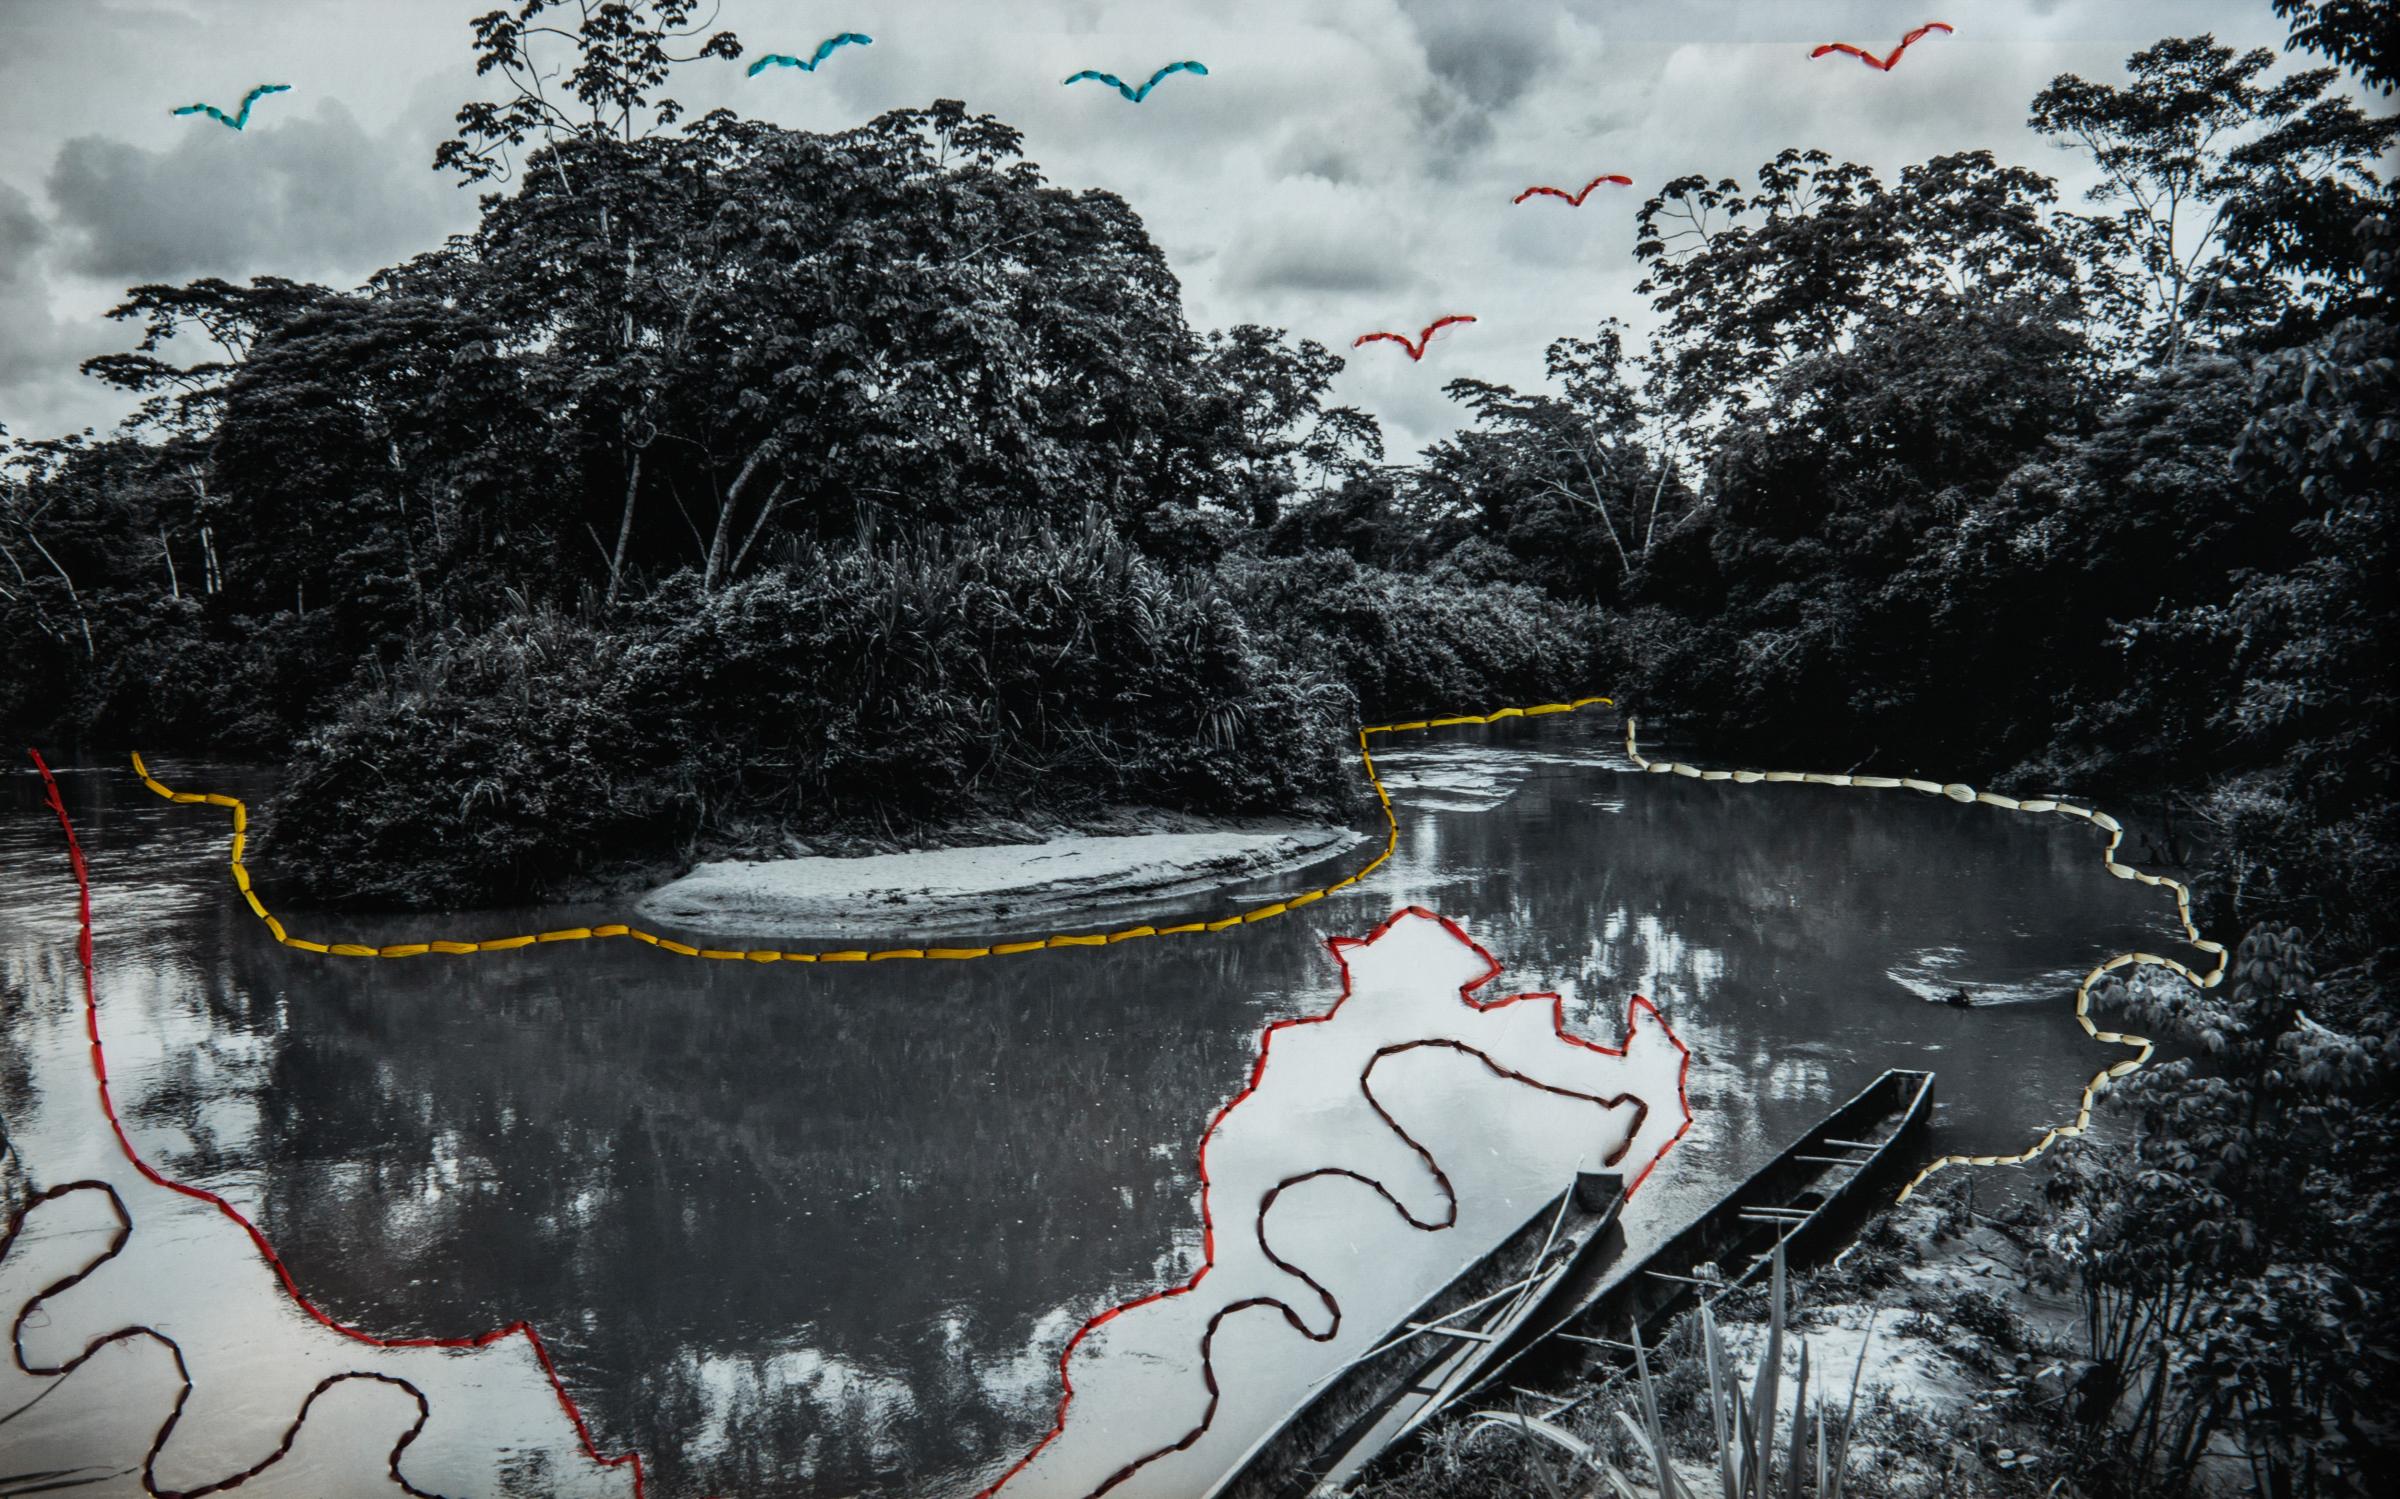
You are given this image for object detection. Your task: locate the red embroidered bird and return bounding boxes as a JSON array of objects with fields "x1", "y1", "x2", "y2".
[
  {"x1": 1512, "y1": 173, "x2": 1633, "y2": 207},
  {"x1": 1353, "y1": 315, "x2": 1476, "y2": 362},
  {"x1": 1811, "y1": 21, "x2": 1952, "y2": 71}
]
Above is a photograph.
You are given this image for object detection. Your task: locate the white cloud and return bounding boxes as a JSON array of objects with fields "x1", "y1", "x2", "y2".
[
  {"x1": 45, "y1": 94, "x2": 470, "y2": 283},
  {"x1": 0, "y1": 0, "x2": 2312, "y2": 450}
]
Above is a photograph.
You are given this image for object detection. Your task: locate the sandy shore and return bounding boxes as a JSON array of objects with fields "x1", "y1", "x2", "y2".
[{"x1": 636, "y1": 821, "x2": 1369, "y2": 938}]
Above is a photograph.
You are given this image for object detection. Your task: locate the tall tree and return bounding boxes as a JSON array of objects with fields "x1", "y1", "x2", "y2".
[
  {"x1": 2030, "y1": 35, "x2": 2397, "y2": 366},
  {"x1": 434, "y1": 0, "x2": 741, "y2": 187},
  {"x1": 1181, "y1": 325, "x2": 1358, "y2": 531},
  {"x1": 1422, "y1": 324, "x2": 1688, "y2": 601},
  {"x1": 434, "y1": 0, "x2": 741, "y2": 602},
  {"x1": 78, "y1": 276, "x2": 333, "y2": 433},
  {"x1": 1634, "y1": 150, "x2": 2081, "y2": 435}
]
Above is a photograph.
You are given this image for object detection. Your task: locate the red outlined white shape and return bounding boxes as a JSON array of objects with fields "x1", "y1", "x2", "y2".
[
  {"x1": 0, "y1": 750, "x2": 643, "y2": 1499},
  {"x1": 981, "y1": 906, "x2": 1691, "y2": 1498}
]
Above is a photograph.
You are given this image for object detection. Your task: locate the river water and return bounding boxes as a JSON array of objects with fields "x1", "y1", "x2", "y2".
[{"x1": 0, "y1": 715, "x2": 2202, "y2": 1497}]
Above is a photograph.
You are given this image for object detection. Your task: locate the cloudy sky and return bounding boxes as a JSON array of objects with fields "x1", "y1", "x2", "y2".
[{"x1": 0, "y1": 0, "x2": 2321, "y2": 455}]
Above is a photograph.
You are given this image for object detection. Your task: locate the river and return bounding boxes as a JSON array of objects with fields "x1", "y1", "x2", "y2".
[{"x1": 0, "y1": 713, "x2": 2203, "y2": 1497}]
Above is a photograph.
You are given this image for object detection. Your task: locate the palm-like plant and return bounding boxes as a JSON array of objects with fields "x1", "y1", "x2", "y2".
[{"x1": 1470, "y1": 1243, "x2": 1876, "y2": 1499}]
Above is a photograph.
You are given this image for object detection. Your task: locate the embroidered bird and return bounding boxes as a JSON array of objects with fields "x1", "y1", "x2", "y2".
[
  {"x1": 171, "y1": 83, "x2": 289, "y2": 130},
  {"x1": 1810, "y1": 22, "x2": 1953, "y2": 71},
  {"x1": 1512, "y1": 173, "x2": 1633, "y2": 207},
  {"x1": 1062, "y1": 60, "x2": 1208, "y2": 102},
  {"x1": 747, "y1": 33, "x2": 872, "y2": 75},
  {"x1": 1353, "y1": 315, "x2": 1477, "y2": 362}
]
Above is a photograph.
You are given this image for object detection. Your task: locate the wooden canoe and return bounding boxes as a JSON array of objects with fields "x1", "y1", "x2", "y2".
[
  {"x1": 1462, "y1": 1067, "x2": 1935, "y2": 1424},
  {"x1": 1319, "y1": 1067, "x2": 1936, "y2": 1488},
  {"x1": 1204, "y1": 1169, "x2": 1629, "y2": 1499}
]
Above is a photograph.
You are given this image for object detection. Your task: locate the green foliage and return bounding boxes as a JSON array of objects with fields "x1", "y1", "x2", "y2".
[
  {"x1": 2029, "y1": 35, "x2": 2397, "y2": 363},
  {"x1": 1634, "y1": 149, "x2": 2085, "y2": 429},
  {"x1": 2273, "y1": 0, "x2": 2399, "y2": 93},
  {"x1": 0, "y1": 8, "x2": 2394, "y2": 1494},
  {"x1": 80, "y1": 275, "x2": 335, "y2": 433},
  {"x1": 1, "y1": 6, "x2": 2391, "y2": 1016},
  {"x1": 1418, "y1": 325, "x2": 1697, "y2": 605},
  {"x1": 4, "y1": 36, "x2": 1400, "y2": 894},
  {"x1": 626, "y1": 518, "x2": 1359, "y2": 826},
  {"x1": 1433, "y1": 1248, "x2": 1878, "y2": 1499},
  {"x1": 1913, "y1": 352, "x2": 2263, "y2": 781},
  {"x1": 1942, "y1": 1289, "x2": 2024, "y2": 1352},
  {"x1": 435, "y1": 0, "x2": 743, "y2": 184}
]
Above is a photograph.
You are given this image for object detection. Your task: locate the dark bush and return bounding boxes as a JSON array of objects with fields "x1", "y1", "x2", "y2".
[
  {"x1": 264, "y1": 519, "x2": 1367, "y2": 909},
  {"x1": 264, "y1": 609, "x2": 691, "y2": 909},
  {"x1": 629, "y1": 519, "x2": 1360, "y2": 820},
  {"x1": 1220, "y1": 550, "x2": 1607, "y2": 721}
]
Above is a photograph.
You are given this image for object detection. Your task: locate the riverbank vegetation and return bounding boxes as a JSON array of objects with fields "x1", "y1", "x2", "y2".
[
  {"x1": 1378, "y1": 923, "x2": 2395, "y2": 1498},
  {"x1": 1, "y1": 1, "x2": 2393, "y2": 1488}
]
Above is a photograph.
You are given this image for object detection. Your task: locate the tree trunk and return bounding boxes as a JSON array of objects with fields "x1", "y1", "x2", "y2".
[
  {"x1": 703, "y1": 441, "x2": 778, "y2": 592},
  {"x1": 727, "y1": 478, "x2": 791, "y2": 584},
  {"x1": 1551, "y1": 455, "x2": 1635, "y2": 578},
  {"x1": 16, "y1": 524, "x2": 94, "y2": 657},
  {"x1": 605, "y1": 446, "x2": 645, "y2": 607},
  {"x1": 387, "y1": 440, "x2": 429, "y2": 626}
]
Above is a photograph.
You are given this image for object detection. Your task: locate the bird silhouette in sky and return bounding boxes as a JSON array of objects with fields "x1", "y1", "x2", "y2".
[
  {"x1": 1810, "y1": 22, "x2": 1953, "y2": 71},
  {"x1": 1062, "y1": 60, "x2": 1208, "y2": 101},
  {"x1": 747, "y1": 33, "x2": 872, "y2": 75},
  {"x1": 171, "y1": 83, "x2": 288, "y2": 130},
  {"x1": 1513, "y1": 173, "x2": 1633, "y2": 206},
  {"x1": 1353, "y1": 316, "x2": 1477, "y2": 362}
]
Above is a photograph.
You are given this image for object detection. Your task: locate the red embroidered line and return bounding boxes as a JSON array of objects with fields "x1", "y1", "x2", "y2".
[
  {"x1": 1352, "y1": 315, "x2": 1477, "y2": 362},
  {"x1": 0, "y1": 1183, "x2": 442, "y2": 1499},
  {"x1": 1809, "y1": 21, "x2": 1952, "y2": 71},
  {"x1": 976, "y1": 905, "x2": 1692, "y2": 1498},
  {"x1": 1511, "y1": 173, "x2": 1632, "y2": 206},
  {"x1": 20, "y1": 748, "x2": 646, "y2": 1499}
]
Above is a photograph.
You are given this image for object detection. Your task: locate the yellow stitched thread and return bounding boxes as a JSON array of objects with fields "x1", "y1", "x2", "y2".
[
  {"x1": 125, "y1": 696, "x2": 1611, "y2": 967},
  {"x1": 1619, "y1": 717, "x2": 2226, "y2": 1202},
  {"x1": 135, "y1": 700, "x2": 2197, "y2": 1198}
]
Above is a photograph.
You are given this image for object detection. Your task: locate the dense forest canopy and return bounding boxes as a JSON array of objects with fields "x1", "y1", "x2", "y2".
[{"x1": 0, "y1": 2, "x2": 2389, "y2": 946}]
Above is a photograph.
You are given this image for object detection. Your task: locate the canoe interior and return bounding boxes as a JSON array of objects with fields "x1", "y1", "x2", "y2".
[
  {"x1": 1208, "y1": 1170, "x2": 1627, "y2": 1499},
  {"x1": 1564, "y1": 1068, "x2": 1935, "y2": 1358},
  {"x1": 1353, "y1": 1067, "x2": 1935, "y2": 1488}
]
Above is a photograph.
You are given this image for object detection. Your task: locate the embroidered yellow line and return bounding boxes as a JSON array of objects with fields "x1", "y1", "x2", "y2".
[
  {"x1": 128, "y1": 696, "x2": 1618, "y2": 966},
  {"x1": 139, "y1": 700, "x2": 2207, "y2": 1197},
  {"x1": 1619, "y1": 717, "x2": 2226, "y2": 1202}
]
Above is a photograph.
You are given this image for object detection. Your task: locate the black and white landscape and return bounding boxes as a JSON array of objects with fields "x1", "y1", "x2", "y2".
[{"x1": 0, "y1": 2, "x2": 2393, "y2": 1495}]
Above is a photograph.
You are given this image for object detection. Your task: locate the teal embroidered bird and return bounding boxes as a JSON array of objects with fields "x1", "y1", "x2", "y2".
[
  {"x1": 1063, "y1": 60, "x2": 1207, "y2": 101},
  {"x1": 747, "y1": 33, "x2": 872, "y2": 75},
  {"x1": 172, "y1": 83, "x2": 289, "y2": 130}
]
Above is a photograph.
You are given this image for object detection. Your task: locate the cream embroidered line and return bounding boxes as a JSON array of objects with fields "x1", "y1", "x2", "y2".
[
  {"x1": 126, "y1": 696, "x2": 1615, "y2": 965},
  {"x1": 1620, "y1": 716, "x2": 2226, "y2": 1201},
  {"x1": 135, "y1": 700, "x2": 2201, "y2": 1200}
]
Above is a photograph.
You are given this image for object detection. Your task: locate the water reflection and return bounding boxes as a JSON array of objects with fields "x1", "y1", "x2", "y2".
[{"x1": 0, "y1": 718, "x2": 2203, "y2": 1496}]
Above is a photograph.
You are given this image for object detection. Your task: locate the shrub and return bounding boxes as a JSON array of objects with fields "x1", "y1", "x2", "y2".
[
  {"x1": 1220, "y1": 550, "x2": 1607, "y2": 720},
  {"x1": 1945, "y1": 1289, "x2": 2025, "y2": 1352},
  {"x1": 264, "y1": 519, "x2": 1365, "y2": 908},
  {"x1": 264, "y1": 607, "x2": 690, "y2": 909},
  {"x1": 629, "y1": 518, "x2": 1360, "y2": 822}
]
